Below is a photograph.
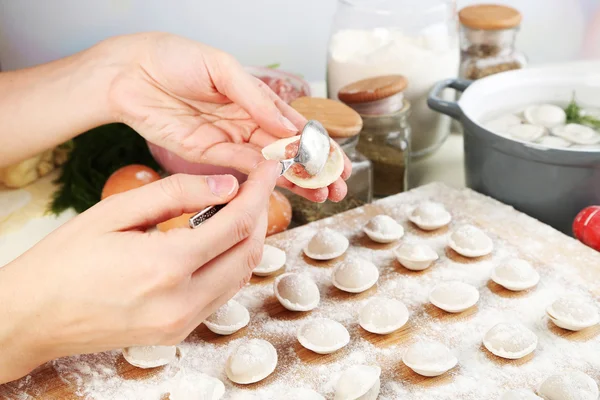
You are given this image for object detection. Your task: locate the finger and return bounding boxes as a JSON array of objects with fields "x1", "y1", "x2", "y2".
[
  {"x1": 327, "y1": 178, "x2": 348, "y2": 202},
  {"x1": 209, "y1": 54, "x2": 299, "y2": 138},
  {"x1": 341, "y1": 153, "x2": 352, "y2": 180},
  {"x1": 166, "y1": 160, "x2": 279, "y2": 271},
  {"x1": 257, "y1": 79, "x2": 307, "y2": 130},
  {"x1": 90, "y1": 174, "x2": 239, "y2": 231},
  {"x1": 276, "y1": 177, "x2": 328, "y2": 203}
]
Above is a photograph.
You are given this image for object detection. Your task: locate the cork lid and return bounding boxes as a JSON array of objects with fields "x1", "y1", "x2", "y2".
[
  {"x1": 338, "y1": 75, "x2": 408, "y2": 104},
  {"x1": 459, "y1": 4, "x2": 522, "y2": 30},
  {"x1": 290, "y1": 97, "x2": 363, "y2": 138}
]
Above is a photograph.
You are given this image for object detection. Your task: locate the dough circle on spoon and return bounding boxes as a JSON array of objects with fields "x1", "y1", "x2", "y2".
[
  {"x1": 262, "y1": 136, "x2": 344, "y2": 189},
  {"x1": 304, "y1": 228, "x2": 349, "y2": 261},
  {"x1": 491, "y1": 258, "x2": 540, "y2": 291},
  {"x1": 537, "y1": 371, "x2": 599, "y2": 400},
  {"x1": 122, "y1": 345, "x2": 177, "y2": 369},
  {"x1": 363, "y1": 215, "x2": 404, "y2": 243},
  {"x1": 546, "y1": 297, "x2": 600, "y2": 331},
  {"x1": 394, "y1": 243, "x2": 439, "y2": 271},
  {"x1": 274, "y1": 273, "x2": 320, "y2": 311},
  {"x1": 359, "y1": 297, "x2": 409, "y2": 334},
  {"x1": 429, "y1": 281, "x2": 479, "y2": 313},
  {"x1": 225, "y1": 339, "x2": 277, "y2": 384},
  {"x1": 332, "y1": 256, "x2": 379, "y2": 293},
  {"x1": 448, "y1": 224, "x2": 493, "y2": 258},
  {"x1": 408, "y1": 201, "x2": 452, "y2": 231},
  {"x1": 402, "y1": 340, "x2": 458, "y2": 377},
  {"x1": 297, "y1": 318, "x2": 350, "y2": 354},
  {"x1": 334, "y1": 365, "x2": 381, "y2": 400},
  {"x1": 483, "y1": 322, "x2": 537, "y2": 360},
  {"x1": 203, "y1": 299, "x2": 250, "y2": 335},
  {"x1": 253, "y1": 244, "x2": 286, "y2": 276}
]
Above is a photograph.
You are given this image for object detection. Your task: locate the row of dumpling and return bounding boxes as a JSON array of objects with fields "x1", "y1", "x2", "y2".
[{"x1": 484, "y1": 104, "x2": 600, "y2": 149}]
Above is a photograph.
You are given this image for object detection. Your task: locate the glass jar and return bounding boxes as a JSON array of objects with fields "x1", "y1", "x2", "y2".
[
  {"x1": 458, "y1": 5, "x2": 526, "y2": 80},
  {"x1": 285, "y1": 136, "x2": 373, "y2": 225},
  {"x1": 326, "y1": 0, "x2": 459, "y2": 159}
]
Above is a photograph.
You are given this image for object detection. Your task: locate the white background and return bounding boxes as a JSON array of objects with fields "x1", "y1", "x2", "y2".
[{"x1": 0, "y1": 0, "x2": 596, "y2": 81}]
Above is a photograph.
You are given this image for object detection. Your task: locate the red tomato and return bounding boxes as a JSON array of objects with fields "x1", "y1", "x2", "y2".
[{"x1": 573, "y1": 206, "x2": 600, "y2": 251}]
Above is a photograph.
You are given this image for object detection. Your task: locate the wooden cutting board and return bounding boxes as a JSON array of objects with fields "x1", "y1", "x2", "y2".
[{"x1": 2, "y1": 182, "x2": 600, "y2": 400}]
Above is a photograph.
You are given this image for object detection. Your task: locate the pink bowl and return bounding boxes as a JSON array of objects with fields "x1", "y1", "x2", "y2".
[{"x1": 147, "y1": 66, "x2": 310, "y2": 179}]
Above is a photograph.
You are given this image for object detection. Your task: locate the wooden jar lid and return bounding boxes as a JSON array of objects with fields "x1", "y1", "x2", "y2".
[
  {"x1": 459, "y1": 4, "x2": 522, "y2": 30},
  {"x1": 290, "y1": 97, "x2": 363, "y2": 138},
  {"x1": 338, "y1": 75, "x2": 408, "y2": 104}
]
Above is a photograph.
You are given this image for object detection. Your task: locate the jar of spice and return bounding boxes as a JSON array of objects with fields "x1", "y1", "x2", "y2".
[
  {"x1": 285, "y1": 97, "x2": 373, "y2": 224},
  {"x1": 338, "y1": 75, "x2": 411, "y2": 198},
  {"x1": 458, "y1": 4, "x2": 526, "y2": 80}
]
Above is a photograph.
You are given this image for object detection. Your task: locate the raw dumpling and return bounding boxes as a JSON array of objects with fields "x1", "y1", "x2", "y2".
[
  {"x1": 429, "y1": 281, "x2": 479, "y2": 313},
  {"x1": 262, "y1": 136, "x2": 344, "y2": 189},
  {"x1": 546, "y1": 297, "x2": 600, "y2": 331},
  {"x1": 500, "y1": 389, "x2": 542, "y2": 400},
  {"x1": 122, "y1": 345, "x2": 177, "y2": 369},
  {"x1": 536, "y1": 136, "x2": 572, "y2": 148},
  {"x1": 448, "y1": 224, "x2": 493, "y2": 258},
  {"x1": 225, "y1": 339, "x2": 277, "y2": 384},
  {"x1": 288, "y1": 388, "x2": 325, "y2": 400},
  {"x1": 169, "y1": 371, "x2": 225, "y2": 400},
  {"x1": 334, "y1": 365, "x2": 381, "y2": 400},
  {"x1": 297, "y1": 318, "x2": 350, "y2": 354},
  {"x1": 524, "y1": 104, "x2": 566, "y2": 128},
  {"x1": 491, "y1": 258, "x2": 540, "y2": 291},
  {"x1": 507, "y1": 124, "x2": 546, "y2": 142},
  {"x1": 537, "y1": 371, "x2": 599, "y2": 400},
  {"x1": 402, "y1": 340, "x2": 458, "y2": 377},
  {"x1": 359, "y1": 297, "x2": 409, "y2": 334},
  {"x1": 394, "y1": 243, "x2": 439, "y2": 271},
  {"x1": 253, "y1": 244, "x2": 286, "y2": 276},
  {"x1": 483, "y1": 322, "x2": 537, "y2": 360},
  {"x1": 304, "y1": 228, "x2": 349, "y2": 260},
  {"x1": 332, "y1": 256, "x2": 379, "y2": 293},
  {"x1": 485, "y1": 114, "x2": 522, "y2": 134},
  {"x1": 363, "y1": 215, "x2": 404, "y2": 243},
  {"x1": 408, "y1": 202, "x2": 452, "y2": 231},
  {"x1": 274, "y1": 273, "x2": 320, "y2": 311},
  {"x1": 552, "y1": 123, "x2": 600, "y2": 145},
  {"x1": 204, "y1": 299, "x2": 250, "y2": 335}
]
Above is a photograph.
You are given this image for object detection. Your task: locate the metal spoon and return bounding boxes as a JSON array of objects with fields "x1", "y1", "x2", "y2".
[{"x1": 188, "y1": 120, "x2": 331, "y2": 229}]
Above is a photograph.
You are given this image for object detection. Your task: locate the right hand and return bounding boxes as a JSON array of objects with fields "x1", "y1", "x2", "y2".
[{"x1": 0, "y1": 161, "x2": 279, "y2": 384}]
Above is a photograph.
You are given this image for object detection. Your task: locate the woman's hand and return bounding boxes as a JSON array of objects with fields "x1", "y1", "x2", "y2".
[
  {"x1": 0, "y1": 161, "x2": 279, "y2": 384},
  {"x1": 106, "y1": 33, "x2": 350, "y2": 203}
]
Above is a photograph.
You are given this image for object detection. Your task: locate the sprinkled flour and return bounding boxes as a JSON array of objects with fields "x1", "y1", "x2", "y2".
[{"x1": 5, "y1": 183, "x2": 600, "y2": 400}]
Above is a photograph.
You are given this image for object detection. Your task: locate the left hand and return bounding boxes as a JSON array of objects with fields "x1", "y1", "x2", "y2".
[{"x1": 104, "y1": 33, "x2": 350, "y2": 202}]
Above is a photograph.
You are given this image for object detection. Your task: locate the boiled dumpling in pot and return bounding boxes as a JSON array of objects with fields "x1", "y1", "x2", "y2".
[
  {"x1": 122, "y1": 345, "x2": 177, "y2": 369},
  {"x1": 552, "y1": 123, "x2": 600, "y2": 145},
  {"x1": 485, "y1": 114, "x2": 522, "y2": 134},
  {"x1": 448, "y1": 224, "x2": 493, "y2": 258},
  {"x1": 332, "y1": 256, "x2": 379, "y2": 293},
  {"x1": 491, "y1": 258, "x2": 540, "y2": 291},
  {"x1": 536, "y1": 135, "x2": 572, "y2": 148},
  {"x1": 524, "y1": 104, "x2": 566, "y2": 128},
  {"x1": 262, "y1": 136, "x2": 344, "y2": 189},
  {"x1": 408, "y1": 201, "x2": 452, "y2": 231},
  {"x1": 304, "y1": 228, "x2": 349, "y2": 261},
  {"x1": 394, "y1": 243, "x2": 439, "y2": 271},
  {"x1": 537, "y1": 371, "x2": 599, "y2": 400},
  {"x1": 546, "y1": 297, "x2": 599, "y2": 331},
  {"x1": 253, "y1": 244, "x2": 286, "y2": 276},
  {"x1": 203, "y1": 299, "x2": 250, "y2": 335},
  {"x1": 506, "y1": 124, "x2": 546, "y2": 142},
  {"x1": 334, "y1": 365, "x2": 381, "y2": 400},
  {"x1": 225, "y1": 339, "x2": 277, "y2": 384},
  {"x1": 500, "y1": 389, "x2": 542, "y2": 400},
  {"x1": 359, "y1": 297, "x2": 409, "y2": 334},
  {"x1": 402, "y1": 340, "x2": 458, "y2": 377},
  {"x1": 363, "y1": 215, "x2": 404, "y2": 243},
  {"x1": 429, "y1": 281, "x2": 479, "y2": 313},
  {"x1": 297, "y1": 318, "x2": 350, "y2": 354},
  {"x1": 274, "y1": 273, "x2": 320, "y2": 311},
  {"x1": 483, "y1": 322, "x2": 537, "y2": 360}
]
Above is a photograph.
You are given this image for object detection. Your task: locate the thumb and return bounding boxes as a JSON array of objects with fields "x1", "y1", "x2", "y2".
[{"x1": 89, "y1": 174, "x2": 239, "y2": 231}]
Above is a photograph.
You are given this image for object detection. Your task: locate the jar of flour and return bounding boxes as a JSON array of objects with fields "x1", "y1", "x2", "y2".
[{"x1": 326, "y1": 0, "x2": 459, "y2": 159}]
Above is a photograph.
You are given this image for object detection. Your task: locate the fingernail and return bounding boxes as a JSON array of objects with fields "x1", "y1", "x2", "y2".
[
  {"x1": 207, "y1": 175, "x2": 237, "y2": 197},
  {"x1": 280, "y1": 115, "x2": 297, "y2": 132}
]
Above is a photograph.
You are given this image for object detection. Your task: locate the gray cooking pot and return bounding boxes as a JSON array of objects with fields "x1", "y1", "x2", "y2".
[{"x1": 427, "y1": 62, "x2": 600, "y2": 235}]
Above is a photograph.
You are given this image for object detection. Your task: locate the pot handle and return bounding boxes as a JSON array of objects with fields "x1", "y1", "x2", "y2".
[{"x1": 427, "y1": 78, "x2": 472, "y2": 120}]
